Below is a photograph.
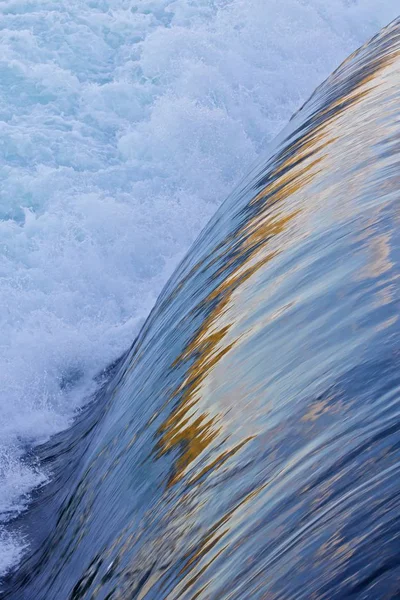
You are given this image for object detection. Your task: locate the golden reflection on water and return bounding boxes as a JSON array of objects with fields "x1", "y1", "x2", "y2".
[
  {"x1": 156, "y1": 45, "x2": 400, "y2": 485},
  {"x1": 141, "y1": 26, "x2": 400, "y2": 599}
]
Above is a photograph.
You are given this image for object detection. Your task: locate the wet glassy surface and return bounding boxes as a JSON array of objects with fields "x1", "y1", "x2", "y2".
[{"x1": 2, "y1": 16, "x2": 400, "y2": 600}]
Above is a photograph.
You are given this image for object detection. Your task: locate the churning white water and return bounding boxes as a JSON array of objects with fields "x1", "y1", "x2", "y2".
[{"x1": 0, "y1": 0, "x2": 398, "y2": 576}]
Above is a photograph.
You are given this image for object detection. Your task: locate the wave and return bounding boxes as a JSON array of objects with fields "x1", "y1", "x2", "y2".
[
  {"x1": 2, "y1": 14, "x2": 400, "y2": 600},
  {"x1": 1, "y1": 0, "x2": 398, "y2": 577}
]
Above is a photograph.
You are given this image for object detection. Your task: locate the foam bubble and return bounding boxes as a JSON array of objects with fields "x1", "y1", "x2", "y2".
[{"x1": 0, "y1": 0, "x2": 398, "y2": 577}]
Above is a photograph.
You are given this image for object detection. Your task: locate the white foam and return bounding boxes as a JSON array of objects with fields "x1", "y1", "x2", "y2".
[{"x1": 0, "y1": 0, "x2": 398, "y2": 576}]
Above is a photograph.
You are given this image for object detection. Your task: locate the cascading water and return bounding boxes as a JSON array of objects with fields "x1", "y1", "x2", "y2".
[
  {"x1": 1, "y1": 0, "x2": 398, "y2": 578},
  {"x1": 2, "y1": 13, "x2": 400, "y2": 600}
]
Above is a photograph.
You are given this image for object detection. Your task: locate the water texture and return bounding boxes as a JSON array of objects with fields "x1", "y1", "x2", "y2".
[
  {"x1": 0, "y1": 0, "x2": 399, "y2": 574},
  {"x1": 2, "y1": 14, "x2": 400, "y2": 599}
]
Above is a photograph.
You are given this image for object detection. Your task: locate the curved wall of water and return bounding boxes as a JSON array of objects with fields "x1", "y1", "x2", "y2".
[{"x1": 3, "y1": 16, "x2": 400, "y2": 600}]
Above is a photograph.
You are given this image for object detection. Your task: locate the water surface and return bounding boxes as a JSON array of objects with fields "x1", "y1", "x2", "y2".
[{"x1": 3, "y1": 14, "x2": 400, "y2": 600}]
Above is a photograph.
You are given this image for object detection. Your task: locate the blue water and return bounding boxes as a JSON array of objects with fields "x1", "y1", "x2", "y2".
[
  {"x1": 2, "y1": 13, "x2": 400, "y2": 599},
  {"x1": 2, "y1": 0, "x2": 398, "y2": 576}
]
